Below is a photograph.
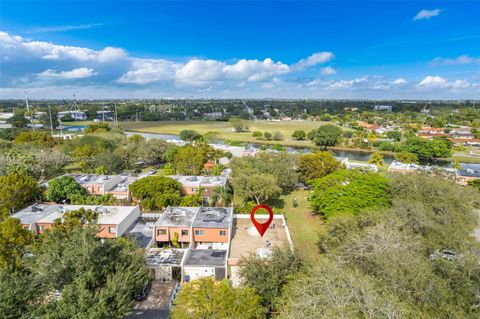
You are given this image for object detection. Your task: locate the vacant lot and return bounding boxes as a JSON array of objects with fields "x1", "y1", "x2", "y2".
[
  {"x1": 281, "y1": 189, "x2": 325, "y2": 261},
  {"x1": 118, "y1": 120, "x2": 333, "y2": 147}
]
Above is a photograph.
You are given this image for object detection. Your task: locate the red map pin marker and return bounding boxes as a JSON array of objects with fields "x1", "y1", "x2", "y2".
[{"x1": 250, "y1": 204, "x2": 274, "y2": 237}]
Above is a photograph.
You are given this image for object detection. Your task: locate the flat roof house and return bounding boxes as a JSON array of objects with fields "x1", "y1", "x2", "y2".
[
  {"x1": 183, "y1": 249, "x2": 227, "y2": 281},
  {"x1": 70, "y1": 174, "x2": 138, "y2": 200},
  {"x1": 154, "y1": 207, "x2": 200, "y2": 248},
  {"x1": 12, "y1": 204, "x2": 140, "y2": 238},
  {"x1": 168, "y1": 175, "x2": 228, "y2": 202},
  {"x1": 192, "y1": 207, "x2": 232, "y2": 250}
]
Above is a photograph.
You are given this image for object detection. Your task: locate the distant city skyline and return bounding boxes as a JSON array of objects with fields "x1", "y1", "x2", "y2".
[{"x1": 1, "y1": 1, "x2": 479, "y2": 99}]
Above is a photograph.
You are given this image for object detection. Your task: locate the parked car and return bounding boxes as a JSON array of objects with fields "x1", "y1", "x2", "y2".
[{"x1": 134, "y1": 281, "x2": 152, "y2": 301}]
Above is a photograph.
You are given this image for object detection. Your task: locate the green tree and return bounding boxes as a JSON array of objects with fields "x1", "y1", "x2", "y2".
[
  {"x1": 299, "y1": 151, "x2": 343, "y2": 182},
  {"x1": 84, "y1": 122, "x2": 110, "y2": 134},
  {"x1": 46, "y1": 176, "x2": 85, "y2": 203},
  {"x1": 239, "y1": 245, "x2": 303, "y2": 311},
  {"x1": 31, "y1": 226, "x2": 150, "y2": 318},
  {"x1": 403, "y1": 137, "x2": 451, "y2": 160},
  {"x1": 394, "y1": 151, "x2": 419, "y2": 164},
  {"x1": 467, "y1": 179, "x2": 480, "y2": 191},
  {"x1": 309, "y1": 170, "x2": 389, "y2": 218},
  {"x1": 129, "y1": 176, "x2": 182, "y2": 200},
  {"x1": 0, "y1": 268, "x2": 38, "y2": 318},
  {"x1": 252, "y1": 131, "x2": 262, "y2": 139},
  {"x1": 263, "y1": 131, "x2": 272, "y2": 140},
  {"x1": 179, "y1": 129, "x2": 201, "y2": 142},
  {"x1": 0, "y1": 173, "x2": 40, "y2": 214},
  {"x1": 172, "y1": 277, "x2": 264, "y2": 319},
  {"x1": 180, "y1": 194, "x2": 203, "y2": 207},
  {"x1": 273, "y1": 131, "x2": 283, "y2": 141},
  {"x1": 451, "y1": 160, "x2": 461, "y2": 170},
  {"x1": 387, "y1": 130, "x2": 402, "y2": 141},
  {"x1": 13, "y1": 131, "x2": 56, "y2": 148},
  {"x1": 0, "y1": 217, "x2": 33, "y2": 270},
  {"x1": 229, "y1": 117, "x2": 250, "y2": 132},
  {"x1": 368, "y1": 152, "x2": 384, "y2": 166},
  {"x1": 314, "y1": 124, "x2": 343, "y2": 149},
  {"x1": 6, "y1": 111, "x2": 29, "y2": 129},
  {"x1": 291, "y1": 130, "x2": 306, "y2": 140},
  {"x1": 173, "y1": 144, "x2": 214, "y2": 175},
  {"x1": 230, "y1": 170, "x2": 281, "y2": 204}
]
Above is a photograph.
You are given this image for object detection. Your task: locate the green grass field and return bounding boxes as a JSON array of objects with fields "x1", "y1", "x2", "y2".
[
  {"x1": 281, "y1": 189, "x2": 325, "y2": 261},
  {"x1": 116, "y1": 120, "x2": 332, "y2": 147}
]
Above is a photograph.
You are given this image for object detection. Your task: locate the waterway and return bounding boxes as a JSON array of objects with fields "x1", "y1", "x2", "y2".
[{"x1": 122, "y1": 131, "x2": 480, "y2": 170}]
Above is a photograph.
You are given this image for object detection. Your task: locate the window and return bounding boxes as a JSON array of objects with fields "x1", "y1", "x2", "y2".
[
  {"x1": 157, "y1": 229, "x2": 167, "y2": 236},
  {"x1": 38, "y1": 225, "x2": 44, "y2": 232},
  {"x1": 195, "y1": 230, "x2": 204, "y2": 236},
  {"x1": 191, "y1": 188, "x2": 196, "y2": 192},
  {"x1": 219, "y1": 230, "x2": 226, "y2": 236},
  {"x1": 109, "y1": 226, "x2": 116, "y2": 234},
  {"x1": 181, "y1": 230, "x2": 188, "y2": 236}
]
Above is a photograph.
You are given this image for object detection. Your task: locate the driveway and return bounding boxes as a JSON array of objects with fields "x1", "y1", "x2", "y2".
[{"x1": 125, "y1": 281, "x2": 178, "y2": 319}]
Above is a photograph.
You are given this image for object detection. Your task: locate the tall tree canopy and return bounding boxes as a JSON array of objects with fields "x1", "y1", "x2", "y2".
[
  {"x1": 0, "y1": 172, "x2": 40, "y2": 214},
  {"x1": 309, "y1": 169, "x2": 389, "y2": 218},
  {"x1": 299, "y1": 151, "x2": 343, "y2": 182},
  {"x1": 46, "y1": 175, "x2": 85, "y2": 203},
  {"x1": 314, "y1": 124, "x2": 343, "y2": 149},
  {"x1": 172, "y1": 277, "x2": 264, "y2": 319}
]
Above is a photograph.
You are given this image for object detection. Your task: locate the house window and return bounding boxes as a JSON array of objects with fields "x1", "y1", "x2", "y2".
[
  {"x1": 219, "y1": 230, "x2": 226, "y2": 236},
  {"x1": 109, "y1": 226, "x2": 116, "y2": 234},
  {"x1": 195, "y1": 230, "x2": 204, "y2": 236},
  {"x1": 191, "y1": 188, "x2": 196, "y2": 192},
  {"x1": 181, "y1": 230, "x2": 188, "y2": 236},
  {"x1": 38, "y1": 225, "x2": 44, "y2": 232},
  {"x1": 157, "y1": 229, "x2": 167, "y2": 236}
]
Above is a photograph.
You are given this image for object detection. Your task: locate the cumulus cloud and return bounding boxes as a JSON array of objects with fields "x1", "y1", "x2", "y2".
[
  {"x1": 321, "y1": 66, "x2": 336, "y2": 75},
  {"x1": 413, "y1": 9, "x2": 442, "y2": 21},
  {"x1": 417, "y1": 75, "x2": 471, "y2": 90},
  {"x1": 430, "y1": 55, "x2": 480, "y2": 65},
  {"x1": 38, "y1": 67, "x2": 97, "y2": 79},
  {"x1": 392, "y1": 78, "x2": 408, "y2": 86}
]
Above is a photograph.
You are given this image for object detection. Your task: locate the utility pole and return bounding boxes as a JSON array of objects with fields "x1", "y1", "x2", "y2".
[
  {"x1": 48, "y1": 104, "x2": 54, "y2": 136},
  {"x1": 24, "y1": 90, "x2": 35, "y2": 131}
]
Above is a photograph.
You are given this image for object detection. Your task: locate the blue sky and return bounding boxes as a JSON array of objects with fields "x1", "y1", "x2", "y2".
[{"x1": 1, "y1": 1, "x2": 479, "y2": 99}]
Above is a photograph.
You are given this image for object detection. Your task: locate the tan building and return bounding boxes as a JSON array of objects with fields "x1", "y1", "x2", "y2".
[
  {"x1": 12, "y1": 204, "x2": 140, "y2": 238},
  {"x1": 168, "y1": 175, "x2": 228, "y2": 201}
]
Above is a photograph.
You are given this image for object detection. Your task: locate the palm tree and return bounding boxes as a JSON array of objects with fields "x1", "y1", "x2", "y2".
[{"x1": 210, "y1": 185, "x2": 232, "y2": 207}]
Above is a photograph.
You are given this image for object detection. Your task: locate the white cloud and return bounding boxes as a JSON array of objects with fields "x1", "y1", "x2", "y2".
[
  {"x1": 417, "y1": 75, "x2": 449, "y2": 88},
  {"x1": 328, "y1": 76, "x2": 368, "y2": 89},
  {"x1": 38, "y1": 67, "x2": 97, "y2": 79},
  {"x1": 413, "y1": 9, "x2": 442, "y2": 21},
  {"x1": 430, "y1": 55, "x2": 480, "y2": 65},
  {"x1": 117, "y1": 59, "x2": 179, "y2": 84},
  {"x1": 392, "y1": 78, "x2": 408, "y2": 86},
  {"x1": 417, "y1": 75, "x2": 472, "y2": 90},
  {"x1": 26, "y1": 23, "x2": 103, "y2": 34},
  {"x1": 321, "y1": 66, "x2": 336, "y2": 75},
  {"x1": 293, "y1": 52, "x2": 334, "y2": 70}
]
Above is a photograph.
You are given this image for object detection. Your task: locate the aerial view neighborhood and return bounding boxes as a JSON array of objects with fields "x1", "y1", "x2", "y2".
[{"x1": 1, "y1": 1, "x2": 479, "y2": 319}]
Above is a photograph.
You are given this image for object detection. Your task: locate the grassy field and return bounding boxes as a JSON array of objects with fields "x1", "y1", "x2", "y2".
[
  {"x1": 116, "y1": 120, "x2": 331, "y2": 147},
  {"x1": 280, "y1": 189, "x2": 325, "y2": 261}
]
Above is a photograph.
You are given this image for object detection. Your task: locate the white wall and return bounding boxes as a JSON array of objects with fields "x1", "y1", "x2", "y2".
[
  {"x1": 184, "y1": 266, "x2": 215, "y2": 281},
  {"x1": 116, "y1": 206, "x2": 140, "y2": 236}
]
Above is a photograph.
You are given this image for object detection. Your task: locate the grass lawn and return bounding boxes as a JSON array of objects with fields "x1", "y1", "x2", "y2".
[
  {"x1": 115, "y1": 120, "x2": 335, "y2": 147},
  {"x1": 280, "y1": 189, "x2": 325, "y2": 261}
]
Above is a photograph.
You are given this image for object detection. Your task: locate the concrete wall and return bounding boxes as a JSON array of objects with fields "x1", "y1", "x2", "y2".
[{"x1": 184, "y1": 266, "x2": 215, "y2": 281}]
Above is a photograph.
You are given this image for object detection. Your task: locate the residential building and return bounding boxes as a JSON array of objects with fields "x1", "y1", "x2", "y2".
[
  {"x1": 154, "y1": 207, "x2": 199, "y2": 248},
  {"x1": 70, "y1": 174, "x2": 137, "y2": 200},
  {"x1": 373, "y1": 105, "x2": 393, "y2": 111},
  {"x1": 456, "y1": 169, "x2": 480, "y2": 186},
  {"x1": 11, "y1": 204, "x2": 140, "y2": 238},
  {"x1": 168, "y1": 175, "x2": 228, "y2": 200},
  {"x1": 183, "y1": 249, "x2": 227, "y2": 281},
  {"x1": 154, "y1": 206, "x2": 233, "y2": 249}
]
